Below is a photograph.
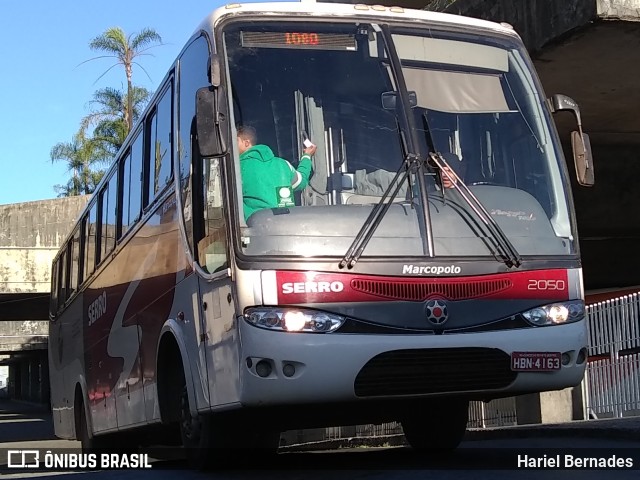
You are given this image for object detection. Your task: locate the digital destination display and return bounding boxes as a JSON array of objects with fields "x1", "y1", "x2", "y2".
[{"x1": 241, "y1": 31, "x2": 357, "y2": 51}]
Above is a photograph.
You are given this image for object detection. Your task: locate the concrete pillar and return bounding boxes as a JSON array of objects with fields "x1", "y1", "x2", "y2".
[
  {"x1": 30, "y1": 357, "x2": 40, "y2": 402},
  {"x1": 572, "y1": 382, "x2": 587, "y2": 420},
  {"x1": 8, "y1": 364, "x2": 18, "y2": 398},
  {"x1": 515, "y1": 388, "x2": 574, "y2": 424},
  {"x1": 40, "y1": 352, "x2": 50, "y2": 406},
  {"x1": 20, "y1": 360, "x2": 29, "y2": 400}
]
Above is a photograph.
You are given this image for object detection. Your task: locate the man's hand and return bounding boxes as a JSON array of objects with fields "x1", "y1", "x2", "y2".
[{"x1": 303, "y1": 144, "x2": 317, "y2": 156}]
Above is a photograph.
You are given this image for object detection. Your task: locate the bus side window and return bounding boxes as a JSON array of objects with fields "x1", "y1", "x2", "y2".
[
  {"x1": 146, "y1": 83, "x2": 173, "y2": 205},
  {"x1": 197, "y1": 158, "x2": 228, "y2": 274},
  {"x1": 50, "y1": 260, "x2": 59, "y2": 316},
  {"x1": 69, "y1": 227, "x2": 81, "y2": 298},
  {"x1": 129, "y1": 133, "x2": 144, "y2": 225},
  {"x1": 100, "y1": 173, "x2": 117, "y2": 259},
  {"x1": 120, "y1": 150, "x2": 132, "y2": 237},
  {"x1": 178, "y1": 35, "x2": 210, "y2": 256},
  {"x1": 58, "y1": 248, "x2": 68, "y2": 310},
  {"x1": 85, "y1": 204, "x2": 97, "y2": 280}
]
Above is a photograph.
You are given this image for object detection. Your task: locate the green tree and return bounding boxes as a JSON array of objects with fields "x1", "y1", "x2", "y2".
[
  {"x1": 50, "y1": 130, "x2": 109, "y2": 196},
  {"x1": 86, "y1": 27, "x2": 162, "y2": 132},
  {"x1": 81, "y1": 86, "x2": 151, "y2": 155}
]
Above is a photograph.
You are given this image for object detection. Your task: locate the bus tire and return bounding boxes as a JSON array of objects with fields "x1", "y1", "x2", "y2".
[
  {"x1": 400, "y1": 398, "x2": 469, "y2": 451},
  {"x1": 179, "y1": 385, "x2": 219, "y2": 469},
  {"x1": 77, "y1": 399, "x2": 138, "y2": 453},
  {"x1": 78, "y1": 402, "x2": 92, "y2": 451},
  {"x1": 245, "y1": 428, "x2": 281, "y2": 455},
  {"x1": 78, "y1": 401, "x2": 110, "y2": 451}
]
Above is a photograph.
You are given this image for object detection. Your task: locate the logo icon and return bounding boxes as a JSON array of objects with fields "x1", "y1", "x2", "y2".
[
  {"x1": 7, "y1": 450, "x2": 39, "y2": 469},
  {"x1": 425, "y1": 299, "x2": 449, "y2": 325},
  {"x1": 276, "y1": 186, "x2": 294, "y2": 207}
]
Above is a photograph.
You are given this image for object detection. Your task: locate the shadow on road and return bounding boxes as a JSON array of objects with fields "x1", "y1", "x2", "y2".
[{"x1": 0, "y1": 399, "x2": 56, "y2": 443}]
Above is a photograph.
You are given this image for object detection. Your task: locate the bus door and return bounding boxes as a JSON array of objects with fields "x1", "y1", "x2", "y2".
[
  {"x1": 198, "y1": 276, "x2": 239, "y2": 407},
  {"x1": 195, "y1": 156, "x2": 239, "y2": 407}
]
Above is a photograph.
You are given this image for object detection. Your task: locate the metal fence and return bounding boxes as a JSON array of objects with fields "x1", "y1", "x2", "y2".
[
  {"x1": 284, "y1": 397, "x2": 517, "y2": 446},
  {"x1": 468, "y1": 397, "x2": 516, "y2": 428},
  {"x1": 284, "y1": 292, "x2": 640, "y2": 445},
  {"x1": 585, "y1": 292, "x2": 640, "y2": 418}
]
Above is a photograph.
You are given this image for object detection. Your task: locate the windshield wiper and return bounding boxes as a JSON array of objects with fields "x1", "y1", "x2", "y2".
[
  {"x1": 339, "y1": 153, "x2": 421, "y2": 269},
  {"x1": 339, "y1": 24, "x2": 435, "y2": 269},
  {"x1": 430, "y1": 152, "x2": 522, "y2": 268}
]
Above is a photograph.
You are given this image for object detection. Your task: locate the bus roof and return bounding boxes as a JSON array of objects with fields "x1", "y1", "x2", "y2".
[{"x1": 200, "y1": 2, "x2": 520, "y2": 40}]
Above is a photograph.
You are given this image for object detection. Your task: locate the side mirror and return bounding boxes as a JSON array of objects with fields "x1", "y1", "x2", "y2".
[
  {"x1": 382, "y1": 91, "x2": 417, "y2": 110},
  {"x1": 572, "y1": 131, "x2": 594, "y2": 186},
  {"x1": 548, "y1": 94, "x2": 595, "y2": 186},
  {"x1": 196, "y1": 86, "x2": 229, "y2": 157}
]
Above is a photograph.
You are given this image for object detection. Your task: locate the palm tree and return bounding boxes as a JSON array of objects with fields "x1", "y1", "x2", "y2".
[
  {"x1": 85, "y1": 27, "x2": 162, "y2": 132},
  {"x1": 50, "y1": 130, "x2": 109, "y2": 196},
  {"x1": 81, "y1": 86, "x2": 151, "y2": 155}
]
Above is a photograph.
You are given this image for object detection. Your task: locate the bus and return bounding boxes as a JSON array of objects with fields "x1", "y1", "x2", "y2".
[{"x1": 49, "y1": 1, "x2": 595, "y2": 467}]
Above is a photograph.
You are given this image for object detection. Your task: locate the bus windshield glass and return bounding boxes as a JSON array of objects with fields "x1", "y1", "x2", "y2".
[{"x1": 218, "y1": 21, "x2": 576, "y2": 261}]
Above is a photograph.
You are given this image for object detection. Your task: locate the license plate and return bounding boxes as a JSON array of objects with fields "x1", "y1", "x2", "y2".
[{"x1": 511, "y1": 352, "x2": 561, "y2": 371}]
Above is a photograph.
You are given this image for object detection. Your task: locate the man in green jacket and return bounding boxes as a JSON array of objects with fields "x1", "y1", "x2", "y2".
[{"x1": 237, "y1": 125, "x2": 316, "y2": 221}]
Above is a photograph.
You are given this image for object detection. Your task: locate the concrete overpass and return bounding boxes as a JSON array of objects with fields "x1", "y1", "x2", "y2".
[
  {"x1": 318, "y1": 0, "x2": 640, "y2": 290},
  {"x1": 0, "y1": 196, "x2": 88, "y2": 403},
  {"x1": 397, "y1": 0, "x2": 640, "y2": 291}
]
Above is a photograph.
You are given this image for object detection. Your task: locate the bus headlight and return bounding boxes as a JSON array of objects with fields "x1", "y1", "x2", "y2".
[
  {"x1": 522, "y1": 300, "x2": 585, "y2": 327},
  {"x1": 244, "y1": 307, "x2": 345, "y2": 333}
]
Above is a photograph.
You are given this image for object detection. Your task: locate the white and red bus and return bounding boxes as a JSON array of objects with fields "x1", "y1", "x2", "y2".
[{"x1": 49, "y1": 2, "x2": 594, "y2": 467}]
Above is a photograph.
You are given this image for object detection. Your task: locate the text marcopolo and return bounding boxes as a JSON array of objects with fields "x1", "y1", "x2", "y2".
[{"x1": 403, "y1": 264, "x2": 461, "y2": 275}]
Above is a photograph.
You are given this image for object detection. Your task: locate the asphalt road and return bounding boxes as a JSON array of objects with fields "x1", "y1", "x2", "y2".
[{"x1": 1, "y1": 399, "x2": 639, "y2": 479}]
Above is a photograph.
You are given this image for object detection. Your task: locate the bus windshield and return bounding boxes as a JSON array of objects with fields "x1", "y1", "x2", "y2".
[{"x1": 218, "y1": 21, "x2": 576, "y2": 261}]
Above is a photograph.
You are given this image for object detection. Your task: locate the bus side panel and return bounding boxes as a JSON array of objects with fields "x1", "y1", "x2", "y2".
[
  {"x1": 83, "y1": 194, "x2": 184, "y2": 431},
  {"x1": 84, "y1": 284, "x2": 124, "y2": 433},
  {"x1": 49, "y1": 295, "x2": 84, "y2": 439},
  {"x1": 134, "y1": 200, "x2": 184, "y2": 422}
]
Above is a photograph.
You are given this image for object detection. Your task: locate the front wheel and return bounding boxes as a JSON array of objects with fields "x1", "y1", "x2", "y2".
[
  {"x1": 180, "y1": 386, "x2": 280, "y2": 468},
  {"x1": 180, "y1": 385, "x2": 220, "y2": 469},
  {"x1": 400, "y1": 398, "x2": 469, "y2": 451}
]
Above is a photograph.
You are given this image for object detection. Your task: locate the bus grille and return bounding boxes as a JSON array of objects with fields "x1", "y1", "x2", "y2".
[
  {"x1": 350, "y1": 278, "x2": 512, "y2": 301},
  {"x1": 354, "y1": 348, "x2": 516, "y2": 397}
]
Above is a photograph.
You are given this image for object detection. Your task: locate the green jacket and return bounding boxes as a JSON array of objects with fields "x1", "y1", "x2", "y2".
[{"x1": 240, "y1": 144, "x2": 312, "y2": 221}]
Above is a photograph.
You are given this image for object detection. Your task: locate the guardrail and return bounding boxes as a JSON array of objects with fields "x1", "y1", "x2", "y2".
[{"x1": 585, "y1": 292, "x2": 640, "y2": 418}]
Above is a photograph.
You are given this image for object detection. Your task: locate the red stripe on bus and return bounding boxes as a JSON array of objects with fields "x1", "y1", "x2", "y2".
[{"x1": 274, "y1": 269, "x2": 570, "y2": 304}]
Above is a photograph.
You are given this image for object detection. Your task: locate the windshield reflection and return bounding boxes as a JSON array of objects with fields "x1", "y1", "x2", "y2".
[{"x1": 220, "y1": 21, "x2": 575, "y2": 259}]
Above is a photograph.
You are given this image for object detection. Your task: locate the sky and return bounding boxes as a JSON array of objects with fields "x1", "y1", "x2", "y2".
[{"x1": 0, "y1": 0, "x2": 287, "y2": 206}]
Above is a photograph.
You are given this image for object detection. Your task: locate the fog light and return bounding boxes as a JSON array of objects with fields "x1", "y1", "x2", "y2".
[
  {"x1": 561, "y1": 352, "x2": 571, "y2": 366},
  {"x1": 282, "y1": 363, "x2": 296, "y2": 377},
  {"x1": 577, "y1": 348, "x2": 587, "y2": 364},
  {"x1": 256, "y1": 360, "x2": 272, "y2": 378}
]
